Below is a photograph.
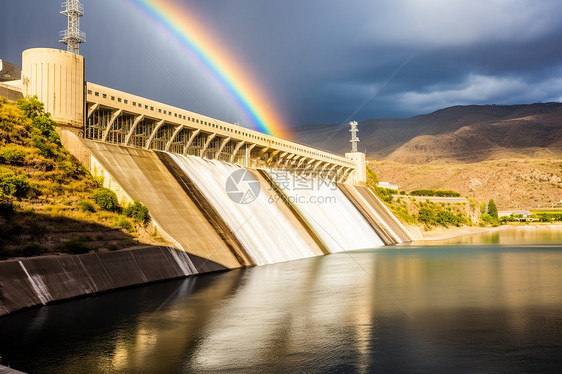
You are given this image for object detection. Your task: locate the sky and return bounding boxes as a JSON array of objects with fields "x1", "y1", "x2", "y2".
[{"x1": 2, "y1": 0, "x2": 562, "y2": 133}]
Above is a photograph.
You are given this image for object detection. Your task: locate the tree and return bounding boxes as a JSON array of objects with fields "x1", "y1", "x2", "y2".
[
  {"x1": 17, "y1": 96, "x2": 46, "y2": 119},
  {"x1": 488, "y1": 199, "x2": 498, "y2": 220}
]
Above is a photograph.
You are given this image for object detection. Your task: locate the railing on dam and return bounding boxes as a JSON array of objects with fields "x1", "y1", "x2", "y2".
[{"x1": 84, "y1": 82, "x2": 356, "y2": 182}]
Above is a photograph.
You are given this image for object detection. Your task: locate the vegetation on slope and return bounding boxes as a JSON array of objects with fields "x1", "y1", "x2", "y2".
[
  {"x1": 368, "y1": 165, "x2": 562, "y2": 229},
  {"x1": 370, "y1": 160, "x2": 562, "y2": 210},
  {"x1": 0, "y1": 97, "x2": 160, "y2": 260},
  {"x1": 367, "y1": 166, "x2": 485, "y2": 229},
  {"x1": 409, "y1": 189, "x2": 461, "y2": 197}
]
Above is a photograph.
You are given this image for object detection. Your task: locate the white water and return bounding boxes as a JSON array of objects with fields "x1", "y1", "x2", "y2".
[
  {"x1": 18, "y1": 261, "x2": 52, "y2": 305},
  {"x1": 165, "y1": 246, "x2": 198, "y2": 276},
  {"x1": 267, "y1": 171, "x2": 384, "y2": 252},
  {"x1": 168, "y1": 154, "x2": 321, "y2": 265}
]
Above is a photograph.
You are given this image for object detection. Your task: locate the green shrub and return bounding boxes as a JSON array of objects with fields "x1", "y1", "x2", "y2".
[
  {"x1": 31, "y1": 115, "x2": 60, "y2": 146},
  {"x1": 481, "y1": 213, "x2": 499, "y2": 226},
  {"x1": 389, "y1": 204, "x2": 415, "y2": 224},
  {"x1": 17, "y1": 96, "x2": 60, "y2": 145},
  {"x1": 61, "y1": 238, "x2": 90, "y2": 254},
  {"x1": 373, "y1": 187, "x2": 396, "y2": 203},
  {"x1": 31, "y1": 134, "x2": 55, "y2": 158},
  {"x1": 78, "y1": 199, "x2": 96, "y2": 212},
  {"x1": 123, "y1": 200, "x2": 150, "y2": 224},
  {"x1": 0, "y1": 145, "x2": 26, "y2": 165},
  {"x1": 116, "y1": 217, "x2": 134, "y2": 232},
  {"x1": 531, "y1": 213, "x2": 562, "y2": 222},
  {"x1": 418, "y1": 206, "x2": 437, "y2": 226},
  {"x1": 436, "y1": 210, "x2": 464, "y2": 227},
  {"x1": 21, "y1": 243, "x2": 45, "y2": 257},
  {"x1": 93, "y1": 187, "x2": 120, "y2": 211},
  {"x1": 410, "y1": 189, "x2": 461, "y2": 197},
  {"x1": 0, "y1": 167, "x2": 30, "y2": 199},
  {"x1": 17, "y1": 96, "x2": 46, "y2": 119},
  {"x1": 501, "y1": 215, "x2": 517, "y2": 223}
]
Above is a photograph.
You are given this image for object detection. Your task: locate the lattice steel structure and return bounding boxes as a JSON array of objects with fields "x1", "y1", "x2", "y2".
[
  {"x1": 59, "y1": 0, "x2": 86, "y2": 54},
  {"x1": 349, "y1": 121, "x2": 359, "y2": 152}
]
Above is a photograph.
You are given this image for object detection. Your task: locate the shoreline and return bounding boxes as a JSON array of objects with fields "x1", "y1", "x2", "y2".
[
  {"x1": 416, "y1": 223, "x2": 562, "y2": 242},
  {"x1": 0, "y1": 245, "x2": 199, "y2": 318}
]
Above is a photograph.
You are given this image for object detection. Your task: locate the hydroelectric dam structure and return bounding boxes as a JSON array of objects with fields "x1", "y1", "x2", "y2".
[{"x1": 0, "y1": 44, "x2": 415, "y2": 315}]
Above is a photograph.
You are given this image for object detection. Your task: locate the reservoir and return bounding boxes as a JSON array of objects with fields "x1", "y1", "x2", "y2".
[{"x1": 0, "y1": 228, "x2": 561, "y2": 373}]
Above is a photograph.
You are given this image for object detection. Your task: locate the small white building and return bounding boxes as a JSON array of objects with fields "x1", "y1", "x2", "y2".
[
  {"x1": 377, "y1": 181, "x2": 398, "y2": 190},
  {"x1": 498, "y1": 210, "x2": 532, "y2": 218}
]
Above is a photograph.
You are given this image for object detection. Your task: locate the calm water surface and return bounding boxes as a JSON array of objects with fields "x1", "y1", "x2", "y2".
[{"x1": 0, "y1": 228, "x2": 561, "y2": 373}]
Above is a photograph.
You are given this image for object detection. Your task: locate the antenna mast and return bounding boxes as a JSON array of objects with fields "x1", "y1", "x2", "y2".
[
  {"x1": 349, "y1": 121, "x2": 359, "y2": 152},
  {"x1": 59, "y1": 0, "x2": 86, "y2": 54}
]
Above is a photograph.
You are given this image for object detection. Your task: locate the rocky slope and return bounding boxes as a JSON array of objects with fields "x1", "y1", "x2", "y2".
[
  {"x1": 293, "y1": 103, "x2": 562, "y2": 208},
  {"x1": 370, "y1": 159, "x2": 562, "y2": 209},
  {"x1": 292, "y1": 103, "x2": 562, "y2": 162}
]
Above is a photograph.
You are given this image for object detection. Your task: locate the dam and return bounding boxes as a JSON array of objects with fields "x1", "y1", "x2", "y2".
[{"x1": 0, "y1": 45, "x2": 414, "y2": 316}]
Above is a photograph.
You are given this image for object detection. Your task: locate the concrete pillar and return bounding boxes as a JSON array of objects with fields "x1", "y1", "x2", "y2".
[
  {"x1": 183, "y1": 129, "x2": 201, "y2": 156},
  {"x1": 165, "y1": 125, "x2": 185, "y2": 152},
  {"x1": 345, "y1": 152, "x2": 367, "y2": 185},
  {"x1": 125, "y1": 114, "x2": 145, "y2": 146},
  {"x1": 230, "y1": 141, "x2": 246, "y2": 163}
]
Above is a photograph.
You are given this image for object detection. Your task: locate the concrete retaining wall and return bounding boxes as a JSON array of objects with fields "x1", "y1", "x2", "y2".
[
  {"x1": 0, "y1": 364, "x2": 26, "y2": 374},
  {"x1": 0, "y1": 83, "x2": 23, "y2": 102},
  {"x1": 0, "y1": 246, "x2": 196, "y2": 317}
]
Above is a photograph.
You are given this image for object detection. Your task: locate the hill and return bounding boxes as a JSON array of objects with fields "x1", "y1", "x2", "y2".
[
  {"x1": 0, "y1": 97, "x2": 167, "y2": 260},
  {"x1": 370, "y1": 159, "x2": 561, "y2": 209},
  {"x1": 292, "y1": 103, "x2": 562, "y2": 209},
  {"x1": 291, "y1": 103, "x2": 562, "y2": 162}
]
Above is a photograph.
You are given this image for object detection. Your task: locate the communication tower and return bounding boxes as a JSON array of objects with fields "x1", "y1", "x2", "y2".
[
  {"x1": 349, "y1": 121, "x2": 359, "y2": 152},
  {"x1": 59, "y1": 0, "x2": 86, "y2": 54}
]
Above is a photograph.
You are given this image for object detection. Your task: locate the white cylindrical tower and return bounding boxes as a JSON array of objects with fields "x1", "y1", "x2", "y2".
[{"x1": 21, "y1": 48, "x2": 85, "y2": 128}]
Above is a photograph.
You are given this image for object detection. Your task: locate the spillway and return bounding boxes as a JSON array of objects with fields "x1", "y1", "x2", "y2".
[
  {"x1": 265, "y1": 171, "x2": 384, "y2": 252},
  {"x1": 167, "y1": 154, "x2": 325, "y2": 265},
  {"x1": 76, "y1": 139, "x2": 245, "y2": 272},
  {"x1": 339, "y1": 184, "x2": 416, "y2": 244}
]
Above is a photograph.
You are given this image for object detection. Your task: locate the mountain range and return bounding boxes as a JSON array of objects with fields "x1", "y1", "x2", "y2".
[{"x1": 291, "y1": 102, "x2": 562, "y2": 163}]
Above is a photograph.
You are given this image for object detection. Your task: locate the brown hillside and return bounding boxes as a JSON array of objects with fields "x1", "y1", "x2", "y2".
[
  {"x1": 292, "y1": 103, "x2": 562, "y2": 162},
  {"x1": 370, "y1": 159, "x2": 562, "y2": 209}
]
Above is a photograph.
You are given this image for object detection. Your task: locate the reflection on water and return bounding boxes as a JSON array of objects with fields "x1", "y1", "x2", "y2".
[
  {"x1": 0, "y1": 231, "x2": 561, "y2": 373},
  {"x1": 423, "y1": 225, "x2": 562, "y2": 246}
]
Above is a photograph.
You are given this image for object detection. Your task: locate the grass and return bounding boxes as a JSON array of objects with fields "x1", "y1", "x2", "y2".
[
  {"x1": 366, "y1": 166, "x2": 482, "y2": 229},
  {"x1": 0, "y1": 96, "x2": 154, "y2": 259}
]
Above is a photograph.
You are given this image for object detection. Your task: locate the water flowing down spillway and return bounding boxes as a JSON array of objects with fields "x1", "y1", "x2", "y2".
[
  {"x1": 167, "y1": 154, "x2": 323, "y2": 265},
  {"x1": 266, "y1": 171, "x2": 384, "y2": 252}
]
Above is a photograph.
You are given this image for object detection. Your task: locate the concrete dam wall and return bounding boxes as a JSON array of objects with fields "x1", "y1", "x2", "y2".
[
  {"x1": 0, "y1": 246, "x2": 195, "y2": 316},
  {"x1": 0, "y1": 134, "x2": 413, "y2": 316}
]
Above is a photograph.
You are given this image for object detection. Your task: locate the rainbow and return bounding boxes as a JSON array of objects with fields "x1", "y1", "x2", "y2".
[{"x1": 126, "y1": 0, "x2": 289, "y2": 139}]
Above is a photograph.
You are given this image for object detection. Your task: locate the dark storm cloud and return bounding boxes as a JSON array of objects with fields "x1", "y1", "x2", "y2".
[{"x1": 2, "y1": 0, "x2": 562, "y2": 128}]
